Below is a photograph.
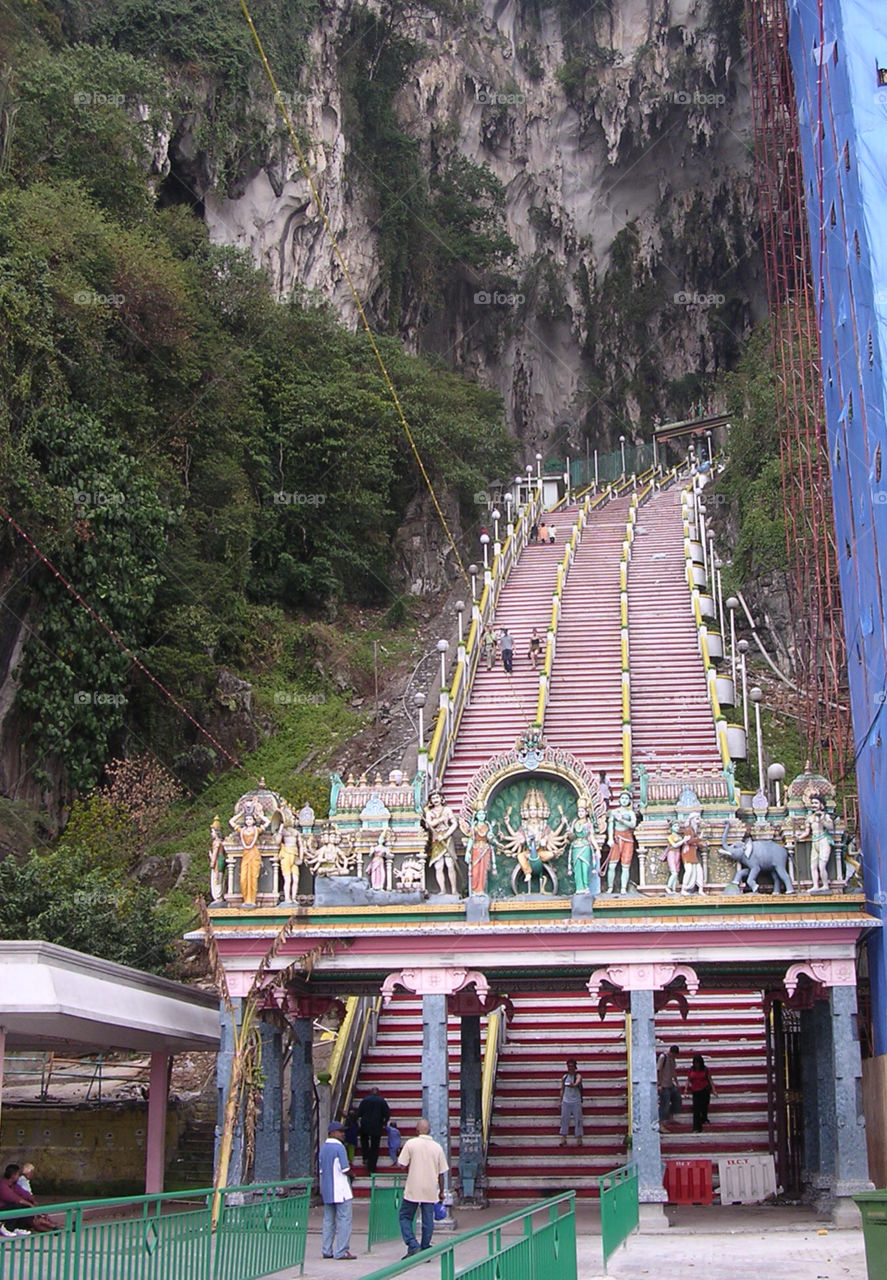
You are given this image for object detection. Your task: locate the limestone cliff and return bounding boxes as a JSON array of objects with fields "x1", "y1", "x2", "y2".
[{"x1": 190, "y1": 0, "x2": 761, "y2": 449}]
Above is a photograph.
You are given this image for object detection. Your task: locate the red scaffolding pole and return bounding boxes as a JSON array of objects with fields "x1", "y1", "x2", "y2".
[{"x1": 745, "y1": 0, "x2": 852, "y2": 793}]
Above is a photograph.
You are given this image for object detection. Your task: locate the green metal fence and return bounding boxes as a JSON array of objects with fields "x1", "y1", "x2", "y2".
[
  {"x1": 599, "y1": 1161, "x2": 639, "y2": 1271},
  {"x1": 0, "y1": 1179, "x2": 310, "y2": 1280},
  {"x1": 367, "y1": 1174, "x2": 405, "y2": 1251},
  {"x1": 360, "y1": 1192, "x2": 576, "y2": 1280}
]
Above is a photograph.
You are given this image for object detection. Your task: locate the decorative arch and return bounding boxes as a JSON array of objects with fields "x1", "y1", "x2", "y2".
[
  {"x1": 457, "y1": 740, "x2": 609, "y2": 831},
  {"x1": 587, "y1": 962, "x2": 700, "y2": 1002},
  {"x1": 783, "y1": 959, "x2": 856, "y2": 996},
  {"x1": 381, "y1": 967, "x2": 489, "y2": 1007}
]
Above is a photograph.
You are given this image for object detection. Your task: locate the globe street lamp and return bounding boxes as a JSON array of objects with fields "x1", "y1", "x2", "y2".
[
  {"x1": 437, "y1": 638, "x2": 449, "y2": 688},
  {"x1": 455, "y1": 600, "x2": 465, "y2": 649},
  {"x1": 480, "y1": 531, "x2": 490, "y2": 571},
  {"x1": 535, "y1": 452, "x2": 543, "y2": 486},
  {"x1": 491, "y1": 508, "x2": 501, "y2": 544},
  {"x1": 413, "y1": 692, "x2": 426, "y2": 748},
  {"x1": 706, "y1": 430, "x2": 713, "y2": 466},
  {"x1": 504, "y1": 491, "x2": 514, "y2": 531},
  {"x1": 738, "y1": 639, "x2": 750, "y2": 737},
  {"x1": 768, "y1": 762, "x2": 786, "y2": 807},
  {"x1": 468, "y1": 563, "x2": 479, "y2": 603},
  {"x1": 713, "y1": 554, "x2": 725, "y2": 638},
  {"x1": 619, "y1": 435, "x2": 626, "y2": 477},
  {"x1": 698, "y1": 502, "x2": 708, "y2": 579},
  {"x1": 726, "y1": 596, "x2": 739, "y2": 685}
]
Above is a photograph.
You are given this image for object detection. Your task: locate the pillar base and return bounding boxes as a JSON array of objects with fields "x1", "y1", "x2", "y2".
[
  {"x1": 638, "y1": 1201, "x2": 670, "y2": 1231},
  {"x1": 830, "y1": 1196, "x2": 863, "y2": 1229}
]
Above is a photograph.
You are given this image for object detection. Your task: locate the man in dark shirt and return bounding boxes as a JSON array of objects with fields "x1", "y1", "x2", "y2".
[{"x1": 357, "y1": 1087, "x2": 390, "y2": 1174}]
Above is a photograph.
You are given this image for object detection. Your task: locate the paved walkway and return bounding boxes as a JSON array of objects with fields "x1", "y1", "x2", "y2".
[{"x1": 277, "y1": 1202, "x2": 868, "y2": 1280}]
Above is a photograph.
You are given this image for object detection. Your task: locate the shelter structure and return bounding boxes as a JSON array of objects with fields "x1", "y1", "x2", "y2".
[{"x1": 0, "y1": 941, "x2": 219, "y2": 1192}]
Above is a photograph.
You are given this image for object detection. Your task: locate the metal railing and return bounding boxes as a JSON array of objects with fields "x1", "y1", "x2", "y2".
[
  {"x1": 2, "y1": 1052, "x2": 150, "y2": 1102},
  {"x1": 599, "y1": 1162, "x2": 639, "y2": 1272},
  {"x1": 0, "y1": 1179, "x2": 311, "y2": 1280},
  {"x1": 426, "y1": 490, "x2": 542, "y2": 786},
  {"x1": 367, "y1": 1174, "x2": 405, "y2": 1251},
  {"x1": 329, "y1": 995, "x2": 380, "y2": 1121},
  {"x1": 359, "y1": 1192, "x2": 577, "y2": 1280}
]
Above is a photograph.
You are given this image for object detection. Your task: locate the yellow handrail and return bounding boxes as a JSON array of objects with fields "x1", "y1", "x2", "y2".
[{"x1": 481, "y1": 1011, "x2": 501, "y2": 1146}]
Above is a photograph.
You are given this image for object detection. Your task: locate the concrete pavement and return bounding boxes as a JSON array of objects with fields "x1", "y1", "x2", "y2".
[{"x1": 275, "y1": 1201, "x2": 868, "y2": 1280}]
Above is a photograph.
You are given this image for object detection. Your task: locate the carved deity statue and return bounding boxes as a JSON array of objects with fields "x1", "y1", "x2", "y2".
[
  {"x1": 797, "y1": 790, "x2": 836, "y2": 891},
  {"x1": 422, "y1": 790, "x2": 460, "y2": 896},
  {"x1": 307, "y1": 824, "x2": 354, "y2": 877},
  {"x1": 209, "y1": 816, "x2": 226, "y2": 904},
  {"x1": 567, "y1": 797, "x2": 600, "y2": 895},
  {"x1": 500, "y1": 786, "x2": 568, "y2": 893},
  {"x1": 230, "y1": 811, "x2": 269, "y2": 908},
  {"x1": 366, "y1": 829, "x2": 393, "y2": 891},
  {"x1": 276, "y1": 798, "x2": 304, "y2": 902},
  {"x1": 605, "y1": 791, "x2": 638, "y2": 895},
  {"x1": 395, "y1": 857, "x2": 426, "y2": 891},
  {"x1": 661, "y1": 821, "x2": 683, "y2": 895},
  {"x1": 460, "y1": 808, "x2": 497, "y2": 896}
]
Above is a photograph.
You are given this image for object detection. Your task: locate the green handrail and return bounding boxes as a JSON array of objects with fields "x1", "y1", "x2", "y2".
[
  {"x1": 359, "y1": 1192, "x2": 576, "y2": 1280},
  {"x1": 599, "y1": 1162, "x2": 638, "y2": 1272},
  {"x1": 0, "y1": 1178, "x2": 312, "y2": 1280}
]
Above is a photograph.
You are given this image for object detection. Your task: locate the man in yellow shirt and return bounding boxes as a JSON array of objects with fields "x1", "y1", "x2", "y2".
[{"x1": 397, "y1": 1118, "x2": 448, "y2": 1258}]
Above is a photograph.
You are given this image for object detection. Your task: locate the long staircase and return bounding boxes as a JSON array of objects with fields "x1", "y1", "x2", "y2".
[
  {"x1": 627, "y1": 489, "x2": 721, "y2": 769},
  {"x1": 442, "y1": 507, "x2": 581, "y2": 806},
  {"x1": 544, "y1": 496, "x2": 632, "y2": 789},
  {"x1": 343, "y1": 480, "x2": 771, "y2": 1200},
  {"x1": 485, "y1": 989, "x2": 770, "y2": 1199}
]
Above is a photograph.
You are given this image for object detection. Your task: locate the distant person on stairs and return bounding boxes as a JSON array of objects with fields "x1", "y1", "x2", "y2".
[
  {"x1": 538, "y1": 523, "x2": 549, "y2": 545},
  {"x1": 527, "y1": 628, "x2": 542, "y2": 670},
  {"x1": 499, "y1": 629, "x2": 514, "y2": 673},
  {"x1": 559, "y1": 1059, "x2": 584, "y2": 1146},
  {"x1": 657, "y1": 1045, "x2": 682, "y2": 1128},
  {"x1": 357, "y1": 1087, "x2": 391, "y2": 1174},
  {"x1": 686, "y1": 1053, "x2": 717, "y2": 1132},
  {"x1": 482, "y1": 627, "x2": 497, "y2": 670},
  {"x1": 548, "y1": 524, "x2": 556, "y2": 544}
]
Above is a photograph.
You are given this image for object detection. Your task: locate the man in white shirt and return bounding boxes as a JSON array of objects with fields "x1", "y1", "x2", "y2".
[
  {"x1": 319, "y1": 1122, "x2": 355, "y2": 1260},
  {"x1": 397, "y1": 1117, "x2": 448, "y2": 1258}
]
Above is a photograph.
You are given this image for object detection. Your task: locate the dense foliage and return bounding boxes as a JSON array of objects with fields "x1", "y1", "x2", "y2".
[{"x1": 0, "y1": 3, "x2": 514, "y2": 807}]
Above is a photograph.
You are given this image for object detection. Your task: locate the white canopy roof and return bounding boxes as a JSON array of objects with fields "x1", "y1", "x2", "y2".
[{"x1": 0, "y1": 941, "x2": 219, "y2": 1054}]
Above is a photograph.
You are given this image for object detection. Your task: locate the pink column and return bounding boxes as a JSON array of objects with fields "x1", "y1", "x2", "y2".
[
  {"x1": 0, "y1": 1025, "x2": 6, "y2": 1129},
  {"x1": 145, "y1": 1051, "x2": 171, "y2": 1194}
]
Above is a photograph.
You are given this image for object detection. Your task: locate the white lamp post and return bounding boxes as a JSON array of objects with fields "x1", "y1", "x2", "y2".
[
  {"x1": 768, "y1": 762, "x2": 786, "y2": 807},
  {"x1": 713, "y1": 555, "x2": 725, "y2": 638},
  {"x1": 455, "y1": 600, "x2": 465, "y2": 649},
  {"x1": 491, "y1": 508, "x2": 501, "y2": 544},
  {"x1": 594, "y1": 448, "x2": 599, "y2": 488},
  {"x1": 726, "y1": 596, "x2": 739, "y2": 684},
  {"x1": 619, "y1": 435, "x2": 626, "y2": 477},
  {"x1": 698, "y1": 502, "x2": 708, "y2": 579},
  {"x1": 413, "y1": 692, "x2": 426, "y2": 754},
  {"x1": 437, "y1": 639, "x2": 449, "y2": 688},
  {"x1": 535, "y1": 452, "x2": 543, "y2": 486},
  {"x1": 480, "y1": 532, "x2": 490, "y2": 571},
  {"x1": 468, "y1": 563, "x2": 479, "y2": 603},
  {"x1": 504, "y1": 492, "x2": 513, "y2": 532},
  {"x1": 706, "y1": 430, "x2": 713, "y2": 466},
  {"x1": 750, "y1": 686, "x2": 765, "y2": 797},
  {"x1": 738, "y1": 639, "x2": 750, "y2": 738}
]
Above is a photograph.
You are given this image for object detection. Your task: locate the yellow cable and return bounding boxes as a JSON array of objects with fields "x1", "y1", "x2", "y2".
[{"x1": 237, "y1": 0, "x2": 469, "y2": 586}]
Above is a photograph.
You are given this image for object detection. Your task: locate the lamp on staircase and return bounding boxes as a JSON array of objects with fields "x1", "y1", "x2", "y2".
[
  {"x1": 468, "y1": 564, "x2": 479, "y2": 604},
  {"x1": 738, "y1": 639, "x2": 750, "y2": 737},
  {"x1": 455, "y1": 600, "x2": 466, "y2": 655},
  {"x1": 504, "y1": 491, "x2": 514, "y2": 535},
  {"x1": 491, "y1": 508, "x2": 501, "y2": 545},
  {"x1": 768, "y1": 762, "x2": 786, "y2": 808},
  {"x1": 437, "y1": 639, "x2": 450, "y2": 688},
  {"x1": 480, "y1": 531, "x2": 490, "y2": 573},
  {"x1": 749, "y1": 685, "x2": 765, "y2": 798},
  {"x1": 726, "y1": 596, "x2": 739, "y2": 684},
  {"x1": 535, "y1": 452, "x2": 543, "y2": 488},
  {"x1": 619, "y1": 435, "x2": 626, "y2": 477}
]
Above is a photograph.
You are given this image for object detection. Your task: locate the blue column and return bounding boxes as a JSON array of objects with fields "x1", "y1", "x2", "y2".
[
  {"x1": 215, "y1": 998, "x2": 246, "y2": 1185},
  {"x1": 287, "y1": 1015, "x2": 315, "y2": 1179},
  {"x1": 422, "y1": 994, "x2": 451, "y2": 1179},
  {"x1": 253, "y1": 1020, "x2": 284, "y2": 1181},
  {"x1": 828, "y1": 985, "x2": 873, "y2": 1225},
  {"x1": 629, "y1": 989, "x2": 667, "y2": 1227}
]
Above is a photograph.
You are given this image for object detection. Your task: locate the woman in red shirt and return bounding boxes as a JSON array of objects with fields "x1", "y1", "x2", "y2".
[{"x1": 686, "y1": 1054, "x2": 717, "y2": 1132}]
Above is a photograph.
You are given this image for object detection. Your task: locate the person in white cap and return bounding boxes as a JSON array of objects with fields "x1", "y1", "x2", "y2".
[{"x1": 319, "y1": 1121, "x2": 355, "y2": 1260}]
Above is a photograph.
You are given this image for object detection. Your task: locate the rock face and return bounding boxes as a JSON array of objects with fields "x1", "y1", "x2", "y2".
[{"x1": 201, "y1": 0, "x2": 763, "y2": 444}]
